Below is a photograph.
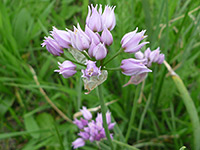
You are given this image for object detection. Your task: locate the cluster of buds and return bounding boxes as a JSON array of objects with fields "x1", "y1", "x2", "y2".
[
  {"x1": 72, "y1": 107, "x2": 115, "y2": 149},
  {"x1": 120, "y1": 28, "x2": 165, "y2": 85}
]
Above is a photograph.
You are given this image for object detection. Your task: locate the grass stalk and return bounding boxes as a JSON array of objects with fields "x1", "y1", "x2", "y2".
[
  {"x1": 97, "y1": 84, "x2": 114, "y2": 150},
  {"x1": 125, "y1": 85, "x2": 141, "y2": 142},
  {"x1": 164, "y1": 60, "x2": 200, "y2": 150}
]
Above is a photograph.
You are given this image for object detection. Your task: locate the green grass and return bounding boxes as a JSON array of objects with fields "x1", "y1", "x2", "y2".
[{"x1": 0, "y1": 0, "x2": 200, "y2": 149}]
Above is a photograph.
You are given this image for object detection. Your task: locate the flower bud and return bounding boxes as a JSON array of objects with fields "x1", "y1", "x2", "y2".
[
  {"x1": 86, "y1": 5, "x2": 102, "y2": 32},
  {"x1": 121, "y1": 28, "x2": 149, "y2": 53},
  {"x1": 93, "y1": 43, "x2": 107, "y2": 60},
  {"x1": 102, "y1": 5, "x2": 116, "y2": 30},
  {"x1": 54, "y1": 61, "x2": 77, "y2": 78},
  {"x1": 101, "y1": 27, "x2": 113, "y2": 46},
  {"x1": 70, "y1": 24, "x2": 90, "y2": 51},
  {"x1": 88, "y1": 40, "x2": 96, "y2": 58},
  {"x1": 81, "y1": 60, "x2": 101, "y2": 80},
  {"x1": 135, "y1": 51, "x2": 144, "y2": 60},
  {"x1": 157, "y1": 54, "x2": 165, "y2": 64},
  {"x1": 80, "y1": 106, "x2": 92, "y2": 120},
  {"x1": 41, "y1": 36, "x2": 63, "y2": 56},
  {"x1": 50, "y1": 27, "x2": 71, "y2": 48},
  {"x1": 85, "y1": 25, "x2": 100, "y2": 45},
  {"x1": 120, "y1": 58, "x2": 152, "y2": 76},
  {"x1": 72, "y1": 138, "x2": 85, "y2": 149}
]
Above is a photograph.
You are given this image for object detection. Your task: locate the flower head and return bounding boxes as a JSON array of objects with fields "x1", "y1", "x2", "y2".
[
  {"x1": 121, "y1": 28, "x2": 149, "y2": 53},
  {"x1": 41, "y1": 36, "x2": 63, "y2": 56},
  {"x1": 54, "y1": 61, "x2": 77, "y2": 78},
  {"x1": 120, "y1": 58, "x2": 152, "y2": 76},
  {"x1": 102, "y1": 5, "x2": 116, "y2": 31},
  {"x1": 101, "y1": 27, "x2": 113, "y2": 46},
  {"x1": 135, "y1": 47, "x2": 165, "y2": 67},
  {"x1": 81, "y1": 60, "x2": 101, "y2": 80},
  {"x1": 93, "y1": 42, "x2": 107, "y2": 60},
  {"x1": 73, "y1": 107, "x2": 115, "y2": 149},
  {"x1": 69, "y1": 24, "x2": 90, "y2": 51},
  {"x1": 50, "y1": 27, "x2": 71, "y2": 48},
  {"x1": 86, "y1": 4, "x2": 103, "y2": 32}
]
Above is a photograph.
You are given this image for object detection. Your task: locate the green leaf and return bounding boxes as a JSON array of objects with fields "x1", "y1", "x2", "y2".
[{"x1": 24, "y1": 115, "x2": 40, "y2": 139}]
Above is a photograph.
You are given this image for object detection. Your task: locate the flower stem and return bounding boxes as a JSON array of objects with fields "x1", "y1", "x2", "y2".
[
  {"x1": 97, "y1": 84, "x2": 114, "y2": 150},
  {"x1": 81, "y1": 51, "x2": 91, "y2": 60},
  {"x1": 113, "y1": 140, "x2": 140, "y2": 150},
  {"x1": 64, "y1": 56, "x2": 86, "y2": 67},
  {"x1": 103, "y1": 48, "x2": 123, "y2": 66},
  {"x1": 125, "y1": 85, "x2": 141, "y2": 142},
  {"x1": 102, "y1": 67, "x2": 121, "y2": 71}
]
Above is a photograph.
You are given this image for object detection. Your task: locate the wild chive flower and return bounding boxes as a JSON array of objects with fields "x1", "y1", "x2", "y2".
[
  {"x1": 81, "y1": 60, "x2": 101, "y2": 80},
  {"x1": 41, "y1": 36, "x2": 63, "y2": 56},
  {"x1": 135, "y1": 47, "x2": 165, "y2": 67},
  {"x1": 69, "y1": 24, "x2": 91, "y2": 51},
  {"x1": 54, "y1": 61, "x2": 77, "y2": 78},
  {"x1": 50, "y1": 27, "x2": 71, "y2": 48},
  {"x1": 86, "y1": 4, "x2": 103, "y2": 32},
  {"x1": 85, "y1": 25, "x2": 101, "y2": 45},
  {"x1": 120, "y1": 58, "x2": 152, "y2": 76},
  {"x1": 102, "y1": 5, "x2": 116, "y2": 31},
  {"x1": 72, "y1": 107, "x2": 115, "y2": 149},
  {"x1": 121, "y1": 28, "x2": 149, "y2": 53},
  {"x1": 101, "y1": 27, "x2": 113, "y2": 46},
  {"x1": 92, "y1": 42, "x2": 107, "y2": 60}
]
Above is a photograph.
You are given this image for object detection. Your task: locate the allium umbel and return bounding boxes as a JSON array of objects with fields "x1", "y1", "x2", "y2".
[{"x1": 72, "y1": 107, "x2": 115, "y2": 149}]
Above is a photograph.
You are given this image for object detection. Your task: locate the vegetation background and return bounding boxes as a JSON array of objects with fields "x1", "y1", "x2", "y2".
[{"x1": 0, "y1": 0, "x2": 200, "y2": 149}]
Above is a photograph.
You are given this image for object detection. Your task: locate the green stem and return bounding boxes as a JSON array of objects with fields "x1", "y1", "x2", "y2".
[
  {"x1": 64, "y1": 56, "x2": 86, "y2": 67},
  {"x1": 125, "y1": 85, "x2": 141, "y2": 142},
  {"x1": 97, "y1": 85, "x2": 114, "y2": 150},
  {"x1": 81, "y1": 51, "x2": 91, "y2": 60},
  {"x1": 113, "y1": 140, "x2": 140, "y2": 150},
  {"x1": 102, "y1": 67, "x2": 121, "y2": 71},
  {"x1": 103, "y1": 48, "x2": 123, "y2": 66}
]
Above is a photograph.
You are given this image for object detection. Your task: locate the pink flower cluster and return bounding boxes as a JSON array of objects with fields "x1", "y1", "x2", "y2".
[
  {"x1": 120, "y1": 28, "x2": 165, "y2": 85},
  {"x1": 72, "y1": 107, "x2": 115, "y2": 149},
  {"x1": 41, "y1": 4, "x2": 116, "y2": 80}
]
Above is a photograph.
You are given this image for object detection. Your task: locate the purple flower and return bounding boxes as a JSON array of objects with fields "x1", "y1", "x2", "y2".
[
  {"x1": 41, "y1": 36, "x2": 63, "y2": 56},
  {"x1": 123, "y1": 72, "x2": 148, "y2": 86},
  {"x1": 93, "y1": 43, "x2": 107, "y2": 60},
  {"x1": 54, "y1": 61, "x2": 77, "y2": 78},
  {"x1": 81, "y1": 60, "x2": 101, "y2": 80},
  {"x1": 86, "y1": 5, "x2": 103, "y2": 32},
  {"x1": 121, "y1": 28, "x2": 149, "y2": 53},
  {"x1": 88, "y1": 39, "x2": 96, "y2": 58},
  {"x1": 69, "y1": 24, "x2": 90, "y2": 51},
  {"x1": 80, "y1": 106, "x2": 92, "y2": 120},
  {"x1": 101, "y1": 27, "x2": 113, "y2": 46},
  {"x1": 102, "y1": 5, "x2": 116, "y2": 31},
  {"x1": 120, "y1": 58, "x2": 152, "y2": 76},
  {"x1": 72, "y1": 138, "x2": 85, "y2": 149},
  {"x1": 50, "y1": 27, "x2": 71, "y2": 48},
  {"x1": 73, "y1": 107, "x2": 115, "y2": 149},
  {"x1": 135, "y1": 47, "x2": 165, "y2": 67},
  {"x1": 85, "y1": 25, "x2": 100, "y2": 45}
]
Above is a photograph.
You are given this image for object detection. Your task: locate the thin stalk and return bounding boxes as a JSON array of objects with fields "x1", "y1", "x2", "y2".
[
  {"x1": 125, "y1": 85, "x2": 141, "y2": 142},
  {"x1": 164, "y1": 60, "x2": 200, "y2": 150},
  {"x1": 97, "y1": 85, "x2": 114, "y2": 150},
  {"x1": 113, "y1": 140, "x2": 140, "y2": 150},
  {"x1": 102, "y1": 67, "x2": 121, "y2": 71},
  {"x1": 64, "y1": 55, "x2": 86, "y2": 67},
  {"x1": 103, "y1": 48, "x2": 123, "y2": 66},
  {"x1": 81, "y1": 51, "x2": 91, "y2": 60}
]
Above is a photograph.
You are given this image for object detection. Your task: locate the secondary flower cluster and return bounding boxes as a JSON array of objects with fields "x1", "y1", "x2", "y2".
[
  {"x1": 120, "y1": 28, "x2": 165, "y2": 85},
  {"x1": 72, "y1": 107, "x2": 115, "y2": 149}
]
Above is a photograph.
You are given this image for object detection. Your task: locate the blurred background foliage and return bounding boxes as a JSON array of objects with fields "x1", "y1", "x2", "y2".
[{"x1": 0, "y1": 0, "x2": 200, "y2": 149}]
